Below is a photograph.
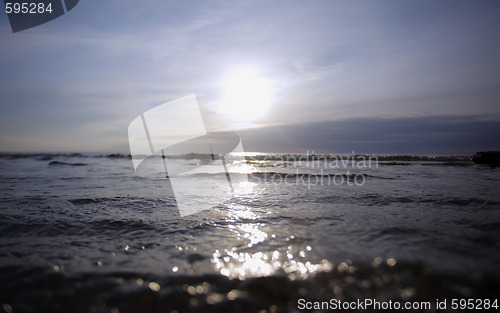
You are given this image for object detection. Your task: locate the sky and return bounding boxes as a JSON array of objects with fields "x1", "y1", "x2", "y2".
[{"x1": 1, "y1": 0, "x2": 499, "y2": 154}]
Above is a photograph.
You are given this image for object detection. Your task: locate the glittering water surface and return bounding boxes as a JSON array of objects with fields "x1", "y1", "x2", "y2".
[{"x1": 0, "y1": 153, "x2": 499, "y2": 312}]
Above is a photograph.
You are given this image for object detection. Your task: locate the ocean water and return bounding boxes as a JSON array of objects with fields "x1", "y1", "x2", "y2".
[{"x1": 0, "y1": 152, "x2": 499, "y2": 313}]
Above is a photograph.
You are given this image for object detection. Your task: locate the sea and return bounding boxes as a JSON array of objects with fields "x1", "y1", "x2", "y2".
[{"x1": 0, "y1": 152, "x2": 499, "y2": 313}]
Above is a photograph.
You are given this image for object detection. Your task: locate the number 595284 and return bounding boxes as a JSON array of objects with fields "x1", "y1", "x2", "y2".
[{"x1": 5, "y1": 2, "x2": 53, "y2": 14}]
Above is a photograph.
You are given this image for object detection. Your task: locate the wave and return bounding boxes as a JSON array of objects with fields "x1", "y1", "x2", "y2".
[
  {"x1": 0, "y1": 152, "x2": 87, "y2": 160},
  {"x1": 184, "y1": 172, "x2": 394, "y2": 182},
  {"x1": 0, "y1": 152, "x2": 473, "y2": 162},
  {"x1": 247, "y1": 172, "x2": 368, "y2": 180},
  {"x1": 48, "y1": 161, "x2": 88, "y2": 166},
  {"x1": 244, "y1": 154, "x2": 472, "y2": 162},
  {"x1": 68, "y1": 198, "x2": 102, "y2": 205}
]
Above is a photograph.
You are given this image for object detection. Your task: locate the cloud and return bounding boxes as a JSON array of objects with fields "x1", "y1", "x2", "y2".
[{"x1": 238, "y1": 115, "x2": 500, "y2": 155}]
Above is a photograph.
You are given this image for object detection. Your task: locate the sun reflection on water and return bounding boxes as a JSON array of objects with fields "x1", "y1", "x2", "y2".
[
  {"x1": 212, "y1": 204, "x2": 333, "y2": 280},
  {"x1": 231, "y1": 181, "x2": 257, "y2": 198}
]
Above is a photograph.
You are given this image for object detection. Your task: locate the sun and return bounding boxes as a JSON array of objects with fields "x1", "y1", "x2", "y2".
[{"x1": 219, "y1": 67, "x2": 274, "y2": 123}]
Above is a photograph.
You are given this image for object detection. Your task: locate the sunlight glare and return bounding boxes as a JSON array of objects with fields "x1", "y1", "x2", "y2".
[{"x1": 219, "y1": 67, "x2": 274, "y2": 122}]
